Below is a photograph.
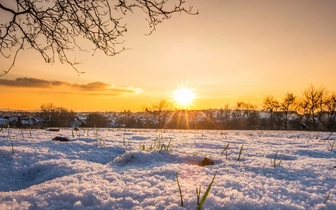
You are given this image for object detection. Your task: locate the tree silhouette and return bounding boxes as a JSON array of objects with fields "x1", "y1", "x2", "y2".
[
  {"x1": 321, "y1": 93, "x2": 336, "y2": 130},
  {"x1": 145, "y1": 99, "x2": 171, "y2": 128},
  {"x1": 280, "y1": 93, "x2": 297, "y2": 130},
  {"x1": 39, "y1": 103, "x2": 75, "y2": 127},
  {"x1": 300, "y1": 84, "x2": 328, "y2": 130},
  {"x1": 263, "y1": 96, "x2": 279, "y2": 130},
  {"x1": 0, "y1": 0, "x2": 197, "y2": 75},
  {"x1": 85, "y1": 112, "x2": 108, "y2": 127}
]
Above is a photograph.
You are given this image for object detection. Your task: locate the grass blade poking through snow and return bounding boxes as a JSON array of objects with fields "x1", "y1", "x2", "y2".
[
  {"x1": 94, "y1": 124, "x2": 99, "y2": 139},
  {"x1": 273, "y1": 150, "x2": 278, "y2": 167},
  {"x1": 98, "y1": 138, "x2": 105, "y2": 147},
  {"x1": 221, "y1": 144, "x2": 229, "y2": 160},
  {"x1": 196, "y1": 186, "x2": 201, "y2": 206},
  {"x1": 328, "y1": 140, "x2": 335, "y2": 151},
  {"x1": 7, "y1": 124, "x2": 10, "y2": 139},
  {"x1": 278, "y1": 154, "x2": 285, "y2": 166},
  {"x1": 271, "y1": 150, "x2": 285, "y2": 167},
  {"x1": 176, "y1": 172, "x2": 184, "y2": 207},
  {"x1": 323, "y1": 132, "x2": 333, "y2": 141},
  {"x1": 167, "y1": 138, "x2": 172, "y2": 151},
  {"x1": 323, "y1": 191, "x2": 331, "y2": 204},
  {"x1": 238, "y1": 142, "x2": 244, "y2": 161},
  {"x1": 197, "y1": 171, "x2": 217, "y2": 210},
  {"x1": 11, "y1": 141, "x2": 14, "y2": 154}
]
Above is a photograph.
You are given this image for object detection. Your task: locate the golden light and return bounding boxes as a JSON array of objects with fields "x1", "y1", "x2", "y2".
[{"x1": 173, "y1": 88, "x2": 195, "y2": 108}]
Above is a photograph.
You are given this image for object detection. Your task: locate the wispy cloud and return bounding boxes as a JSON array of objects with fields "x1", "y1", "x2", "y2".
[
  {"x1": 71, "y1": 82, "x2": 111, "y2": 91},
  {"x1": 71, "y1": 81, "x2": 138, "y2": 93},
  {"x1": 0, "y1": 77, "x2": 142, "y2": 95},
  {"x1": 0, "y1": 77, "x2": 69, "y2": 88}
]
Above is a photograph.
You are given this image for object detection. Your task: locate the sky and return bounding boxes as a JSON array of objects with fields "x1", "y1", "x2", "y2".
[{"x1": 1, "y1": 0, "x2": 336, "y2": 112}]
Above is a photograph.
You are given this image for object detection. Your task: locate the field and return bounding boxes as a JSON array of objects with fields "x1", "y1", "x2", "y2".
[{"x1": 0, "y1": 128, "x2": 335, "y2": 209}]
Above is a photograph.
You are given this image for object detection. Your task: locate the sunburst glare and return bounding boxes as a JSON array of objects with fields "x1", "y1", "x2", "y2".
[{"x1": 173, "y1": 88, "x2": 196, "y2": 109}]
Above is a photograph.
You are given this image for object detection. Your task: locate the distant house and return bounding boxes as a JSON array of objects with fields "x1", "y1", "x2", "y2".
[
  {"x1": 139, "y1": 118, "x2": 147, "y2": 125},
  {"x1": 71, "y1": 117, "x2": 86, "y2": 128},
  {"x1": 22, "y1": 118, "x2": 39, "y2": 127},
  {"x1": 11, "y1": 117, "x2": 39, "y2": 128},
  {"x1": 106, "y1": 119, "x2": 116, "y2": 127},
  {"x1": 0, "y1": 117, "x2": 9, "y2": 126}
]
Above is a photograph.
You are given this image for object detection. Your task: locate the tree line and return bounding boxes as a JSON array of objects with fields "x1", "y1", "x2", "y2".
[
  {"x1": 37, "y1": 103, "x2": 108, "y2": 128},
  {"x1": 13, "y1": 84, "x2": 335, "y2": 131},
  {"x1": 141, "y1": 84, "x2": 336, "y2": 131}
]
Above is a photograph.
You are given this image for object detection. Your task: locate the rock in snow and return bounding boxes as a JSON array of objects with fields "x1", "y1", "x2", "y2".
[
  {"x1": 52, "y1": 136, "x2": 70, "y2": 142},
  {"x1": 199, "y1": 157, "x2": 215, "y2": 166}
]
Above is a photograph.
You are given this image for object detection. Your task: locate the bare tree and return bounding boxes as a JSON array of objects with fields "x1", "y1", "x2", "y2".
[
  {"x1": 85, "y1": 112, "x2": 108, "y2": 127},
  {"x1": 280, "y1": 93, "x2": 297, "y2": 130},
  {"x1": 0, "y1": 0, "x2": 197, "y2": 75},
  {"x1": 39, "y1": 103, "x2": 57, "y2": 126},
  {"x1": 217, "y1": 104, "x2": 231, "y2": 129},
  {"x1": 243, "y1": 103, "x2": 260, "y2": 130},
  {"x1": 231, "y1": 102, "x2": 245, "y2": 129},
  {"x1": 145, "y1": 99, "x2": 171, "y2": 128},
  {"x1": 300, "y1": 84, "x2": 328, "y2": 130},
  {"x1": 320, "y1": 92, "x2": 336, "y2": 131},
  {"x1": 231, "y1": 101, "x2": 258, "y2": 129},
  {"x1": 263, "y1": 96, "x2": 279, "y2": 129},
  {"x1": 39, "y1": 103, "x2": 75, "y2": 127}
]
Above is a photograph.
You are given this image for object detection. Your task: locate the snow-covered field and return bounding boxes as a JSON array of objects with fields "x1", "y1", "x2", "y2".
[{"x1": 0, "y1": 128, "x2": 335, "y2": 210}]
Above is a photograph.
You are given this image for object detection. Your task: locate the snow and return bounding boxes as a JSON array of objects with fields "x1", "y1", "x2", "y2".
[{"x1": 0, "y1": 129, "x2": 335, "y2": 210}]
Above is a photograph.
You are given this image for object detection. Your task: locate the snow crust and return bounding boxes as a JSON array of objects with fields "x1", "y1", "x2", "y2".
[{"x1": 1, "y1": 129, "x2": 335, "y2": 209}]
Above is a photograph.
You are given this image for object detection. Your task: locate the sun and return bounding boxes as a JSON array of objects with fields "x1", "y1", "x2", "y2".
[{"x1": 173, "y1": 88, "x2": 195, "y2": 108}]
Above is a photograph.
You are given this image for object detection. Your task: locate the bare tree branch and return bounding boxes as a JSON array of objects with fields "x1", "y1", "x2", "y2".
[{"x1": 0, "y1": 0, "x2": 197, "y2": 75}]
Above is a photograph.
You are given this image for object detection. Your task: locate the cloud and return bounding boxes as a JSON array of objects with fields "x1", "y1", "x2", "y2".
[
  {"x1": 72, "y1": 82, "x2": 111, "y2": 91},
  {"x1": 0, "y1": 77, "x2": 142, "y2": 95},
  {"x1": 71, "y1": 81, "x2": 142, "y2": 94},
  {"x1": 60, "y1": 91, "x2": 120, "y2": 96},
  {"x1": 0, "y1": 77, "x2": 68, "y2": 88}
]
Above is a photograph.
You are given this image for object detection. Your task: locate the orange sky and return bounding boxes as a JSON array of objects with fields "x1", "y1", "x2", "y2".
[{"x1": 1, "y1": 0, "x2": 336, "y2": 112}]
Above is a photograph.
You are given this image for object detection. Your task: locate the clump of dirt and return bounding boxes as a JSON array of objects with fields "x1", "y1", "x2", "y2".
[
  {"x1": 198, "y1": 157, "x2": 214, "y2": 166},
  {"x1": 52, "y1": 136, "x2": 70, "y2": 142}
]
